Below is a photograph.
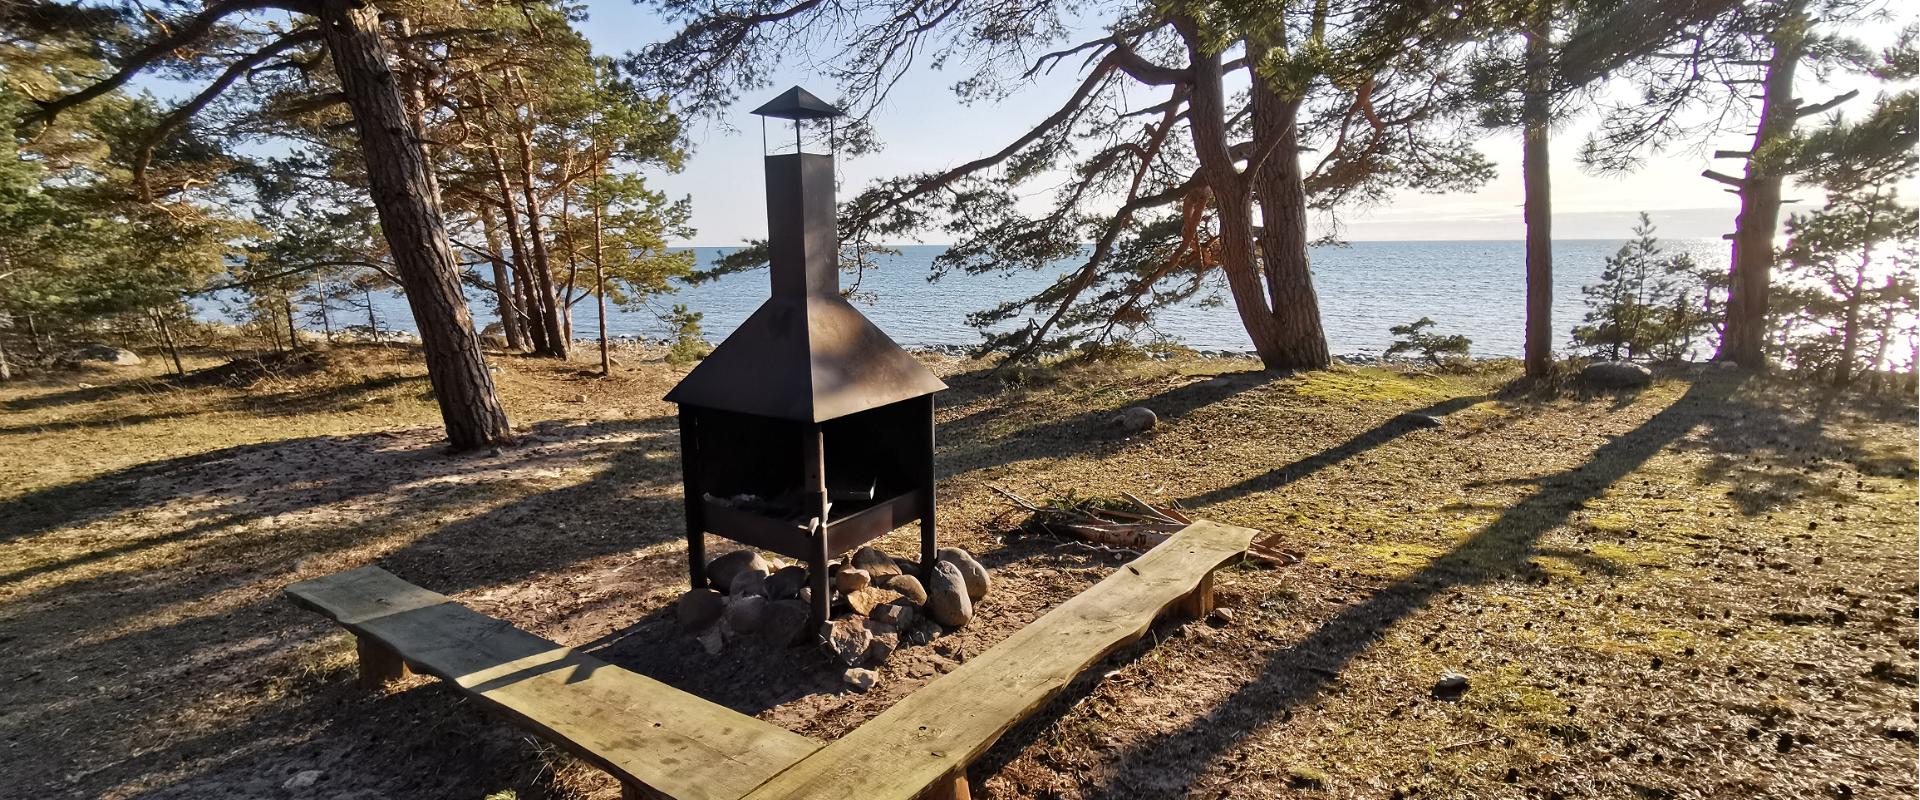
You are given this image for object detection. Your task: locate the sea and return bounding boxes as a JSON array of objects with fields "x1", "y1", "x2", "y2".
[{"x1": 218, "y1": 240, "x2": 1736, "y2": 358}]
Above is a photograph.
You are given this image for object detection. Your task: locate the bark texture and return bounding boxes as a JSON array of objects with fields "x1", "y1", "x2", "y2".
[
  {"x1": 1717, "y1": 1, "x2": 1806, "y2": 368},
  {"x1": 1522, "y1": 2, "x2": 1555, "y2": 379},
  {"x1": 1251, "y1": 34, "x2": 1331, "y2": 371},
  {"x1": 319, "y1": 0, "x2": 512, "y2": 449}
]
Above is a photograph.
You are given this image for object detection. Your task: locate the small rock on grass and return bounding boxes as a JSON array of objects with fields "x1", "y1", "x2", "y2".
[
  {"x1": 927, "y1": 561, "x2": 974, "y2": 627},
  {"x1": 1397, "y1": 412, "x2": 1443, "y2": 429},
  {"x1": 1432, "y1": 672, "x2": 1470, "y2": 700},
  {"x1": 707, "y1": 550, "x2": 770, "y2": 591},
  {"x1": 881, "y1": 573, "x2": 927, "y2": 605},
  {"x1": 937, "y1": 548, "x2": 990, "y2": 602},
  {"x1": 843, "y1": 667, "x2": 879, "y2": 693},
  {"x1": 1112, "y1": 406, "x2": 1158, "y2": 434},
  {"x1": 283, "y1": 770, "x2": 323, "y2": 790},
  {"x1": 677, "y1": 588, "x2": 725, "y2": 630},
  {"x1": 1206, "y1": 607, "x2": 1235, "y2": 627}
]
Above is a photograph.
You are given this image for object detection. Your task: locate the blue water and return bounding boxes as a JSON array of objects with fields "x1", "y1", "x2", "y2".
[{"x1": 236, "y1": 240, "x2": 1733, "y2": 358}]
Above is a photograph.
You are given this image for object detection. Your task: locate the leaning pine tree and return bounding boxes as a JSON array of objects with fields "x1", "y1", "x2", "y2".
[
  {"x1": 629, "y1": 0, "x2": 1498, "y2": 370},
  {"x1": 17, "y1": 0, "x2": 513, "y2": 449}
]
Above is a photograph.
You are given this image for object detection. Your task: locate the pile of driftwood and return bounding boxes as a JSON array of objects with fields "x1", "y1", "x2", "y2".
[{"x1": 990, "y1": 486, "x2": 1297, "y2": 566}]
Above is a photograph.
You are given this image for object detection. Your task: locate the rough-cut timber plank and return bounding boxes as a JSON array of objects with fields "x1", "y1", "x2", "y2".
[
  {"x1": 739, "y1": 520, "x2": 1256, "y2": 800},
  {"x1": 288, "y1": 566, "x2": 821, "y2": 800}
]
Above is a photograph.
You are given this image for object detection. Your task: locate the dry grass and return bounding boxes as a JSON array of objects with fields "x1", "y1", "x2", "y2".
[{"x1": 1, "y1": 344, "x2": 1914, "y2": 800}]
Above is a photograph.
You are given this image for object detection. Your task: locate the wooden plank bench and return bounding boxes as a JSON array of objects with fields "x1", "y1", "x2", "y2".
[
  {"x1": 288, "y1": 519, "x2": 1254, "y2": 800},
  {"x1": 286, "y1": 566, "x2": 824, "y2": 800}
]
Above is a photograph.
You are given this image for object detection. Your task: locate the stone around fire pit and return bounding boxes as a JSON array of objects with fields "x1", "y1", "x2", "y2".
[
  {"x1": 765, "y1": 565, "x2": 808, "y2": 600},
  {"x1": 852, "y1": 546, "x2": 901, "y2": 578},
  {"x1": 937, "y1": 548, "x2": 991, "y2": 602},
  {"x1": 725, "y1": 595, "x2": 768, "y2": 633},
  {"x1": 843, "y1": 586, "x2": 899, "y2": 616},
  {"x1": 677, "y1": 588, "x2": 726, "y2": 630},
  {"x1": 880, "y1": 574, "x2": 927, "y2": 605},
  {"x1": 759, "y1": 599, "x2": 811, "y2": 647},
  {"x1": 729, "y1": 568, "x2": 770, "y2": 598},
  {"x1": 927, "y1": 561, "x2": 974, "y2": 628},
  {"x1": 706, "y1": 550, "x2": 769, "y2": 591},
  {"x1": 827, "y1": 619, "x2": 873, "y2": 665},
  {"x1": 835, "y1": 567, "x2": 872, "y2": 593}
]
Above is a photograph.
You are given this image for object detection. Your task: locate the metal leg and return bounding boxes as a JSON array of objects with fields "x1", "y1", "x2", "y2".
[
  {"x1": 805, "y1": 423, "x2": 831, "y2": 638},
  {"x1": 679, "y1": 409, "x2": 706, "y2": 590},
  {"x1": 919, "y1": 394, "x2": 938, "y2": 581}
]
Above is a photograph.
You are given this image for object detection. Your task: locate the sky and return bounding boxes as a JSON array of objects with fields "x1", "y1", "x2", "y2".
[{"x1": 568, "y1": 1, "x2": 1917, "y2": 246}]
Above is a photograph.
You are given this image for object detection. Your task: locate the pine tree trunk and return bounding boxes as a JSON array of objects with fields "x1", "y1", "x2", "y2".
[
  {"x1": 0, "y1": 322, "x2": 12, "y2": 381},
  {"x1": 1522, "y1": 2, "x2": 1555, "y2": 378},
  {"x1": 1250, "y1": 59, "x2": 1331, "y2": 370},
  {"x1": 479, "y1": 99, "x2": 546, "y2": 355},
  {"x1": 594, "y1": 161, "x2": 611, "y2": 376},
  {"x1": 318, "y1": 0, "x2": 512, "y2": 449},
  {"x1": 284, "y1": 294, "x2": 300, "y2": 352},
  {"x1": 507, "y1": 73, "x2": 568, "y2": 359},
  {"x1": 480, "y1": 207, "x2": 526, "y2": 351},
  {"x1": 1717, "y1": 2, "x2": 1805, "y2": 368},
  {"x1": 1179, "y1": 20, "x2": 1289, "y2": 368}
]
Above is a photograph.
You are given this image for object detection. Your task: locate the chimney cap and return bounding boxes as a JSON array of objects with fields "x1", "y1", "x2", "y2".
[{"x1": 751, "y1": 86, "x2": 845, "y2": 120}]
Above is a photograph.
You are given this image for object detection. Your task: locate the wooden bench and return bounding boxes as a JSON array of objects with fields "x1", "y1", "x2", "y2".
[
  {"x1": 286, "y1": 567, "x2": 824, "y2": 800},
  {"x1": 287, "y1": 520, "x2": 1255, "y2": 800}
]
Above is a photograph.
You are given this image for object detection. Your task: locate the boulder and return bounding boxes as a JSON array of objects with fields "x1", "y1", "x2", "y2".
[
  {"x1": 880, "y1": 574, "x2": 927, "y2": 605},
  {"x1": 826, "y1": 619, "x2": 873, "y2": 666},
  {"x1": 865, "y1": 631, "x2": 900, "y2": 666},
  {"x1": 765, "y1": 565, "x2": 809, "y2": 600},
  {"x1": 843, "y1": 667, "x2": 879, "y2": 693},
  {"x1": 926, "y1": 561, "x2": 974, "y2": 628},
  {"x1": 835, "y1": 567, "x2": 872, "y2": 594},
  {"x1": 937, "y1": 548, "x2": 991, "y2": 602},
  {"x1": 724, "y1": 594, "x2": 768, "y2": 633},
  {"x1": 1581, "y1": 361, "x2": 1652, "y2": 389},
  {"x1": 728, "y1": 568, "x2": 770, "y2": 598},
  {"x1": 1111, "y1": 406, "x2": 1158, "y2": 434},
  {"x1": 676, "y1": 588, "x2": 726, "y2": 630},
  {"x1": 71, "y1": 343, "x2": 141, "y2": 366},
  {"x1": 851, "y1": 546, "x2": 901, "y2": 578},
  {"x1": 758, "y1": 599, "x2": 812, "y2": 647},
  {"x1": 843, "y1": 586, "x2": 900, "y2": 617},
  {"x1": 871, "y1": 601, "x2": 915, "y2": 629},
  {"x1": 706, "y1": 550, "x2": 769, "y2": 592}
]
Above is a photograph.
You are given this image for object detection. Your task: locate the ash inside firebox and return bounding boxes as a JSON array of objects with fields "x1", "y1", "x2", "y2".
[{"x1": 675, "y1": 544, "x2": 992, "y2": 692}]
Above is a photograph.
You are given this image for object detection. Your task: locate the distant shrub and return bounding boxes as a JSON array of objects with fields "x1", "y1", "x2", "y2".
[
  {"x1": 1385, "y1": 317, "x2": 1472, "y2": 365},
  {"x1": 1572, "y1": 213, "x2": 1720, "y2": 362},
  {"x1": 664, "y1": 304, "x2": 710, "y2": 366}
]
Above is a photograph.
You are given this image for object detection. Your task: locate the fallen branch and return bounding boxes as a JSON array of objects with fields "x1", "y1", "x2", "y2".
[{"x1": 990, "y1": 488, "x2": 1289, "y2": 566}]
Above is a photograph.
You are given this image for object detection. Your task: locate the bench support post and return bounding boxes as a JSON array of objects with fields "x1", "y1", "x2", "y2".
[
  {"x1": 356, "y1": 635, "x2": 411, "y2": 688},
  {"x1": 1175, "y1": 570, "x2": 1214, "y2": 620},
  {"x1": 922, "y1": 772, "x2": 970, "y2": 800}
]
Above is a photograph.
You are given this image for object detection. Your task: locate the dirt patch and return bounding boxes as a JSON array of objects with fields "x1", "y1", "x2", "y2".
[{"x1": 1, "y1": 345, "x2": 1914, "y2": 799}]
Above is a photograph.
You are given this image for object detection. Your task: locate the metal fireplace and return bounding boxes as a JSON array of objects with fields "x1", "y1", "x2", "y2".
[{"x1": 665, "y1": 86, "x2": 947, "y2": 636}]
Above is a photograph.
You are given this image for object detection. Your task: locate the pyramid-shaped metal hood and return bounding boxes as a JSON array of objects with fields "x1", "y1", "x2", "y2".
[{"x1": 665, "y1": 92, "x2": 944, "y2": 422}]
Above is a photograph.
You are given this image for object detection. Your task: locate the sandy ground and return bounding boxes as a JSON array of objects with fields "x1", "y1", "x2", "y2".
[{"x1": 0, "y1": 344, "x2": 1915, "y2": 800}]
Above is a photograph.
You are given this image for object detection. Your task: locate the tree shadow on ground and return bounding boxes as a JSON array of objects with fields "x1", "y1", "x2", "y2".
[
  {"x1": 0, "y1": 416, "x2": 687, "y2": 798},
  {"x1": 937, "y1": 367, "x2": 1281, "y2": 476},
  {"x1": 1078, "y1": 375, "x2": 1774, "y2": 797},
  {"x1": 1176, "y1": 394, "x2": 1490, "y2": 508}
]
